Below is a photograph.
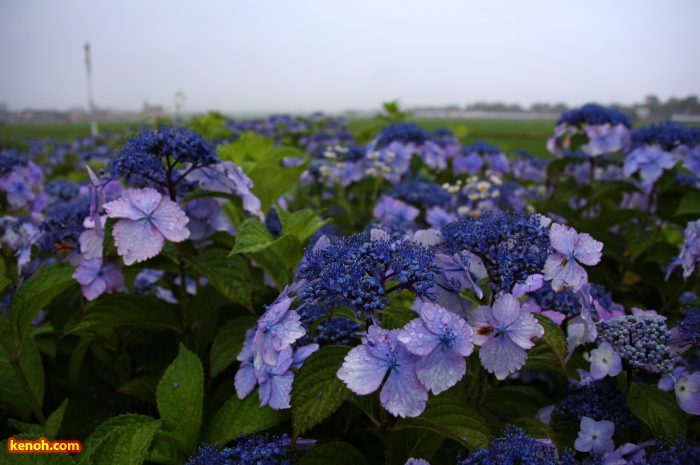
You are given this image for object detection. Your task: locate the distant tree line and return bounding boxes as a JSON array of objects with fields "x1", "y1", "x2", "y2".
[{"x1": 413, "y1": 95, "x2": 699, "y2": 121}]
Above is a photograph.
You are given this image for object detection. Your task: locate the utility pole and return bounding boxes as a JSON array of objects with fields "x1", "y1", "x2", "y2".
[{"x1": 84, "y1": 43, "x2": 98, "y2": 137}]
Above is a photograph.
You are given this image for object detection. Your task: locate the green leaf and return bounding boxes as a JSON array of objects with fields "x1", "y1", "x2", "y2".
[
  {"x1": 590, "y1": 180, "x2": 641, "y2": 201},
  {"x1": 297, "y1": 441, "x2": 370, "y2": 465},
  {"x1": 247, "y1": 146, "x2": 310, "y2": 213},
  {"x1": 291, "y1": 345, "x2": 352, "y2": 439},
  {"x1": 674, "y1": 190, "x2": 700, "y2": 217},
  {"x1": 394, "y1": 398, "x2": 492, "y2": 451},
  {"x1": 80, "y1": 414, "x2": 160, "y2": 465},
  {"x1": 0, "y1": 335, "x2": 44, "y2": 413},
  {"x1": 231, "y1": 219, "x2": 276, "y2": 254},
  {"x1": 217, "y1": 132, "x2": 275, "y2": 166},
  {"x1": 189, "y1": 247, "x2": 252, "y2": 308},
  {"x1": 64, "y1": 295, "x2": 180, "y2": 335},
  {"x1": 379, "y1": 306, "x2": 418, "y2": 330},
  {"x1": 209, "y1": 315, "x2": 257, "y2": 379},
  {"x1": 276, "y1": 206, "x2": 332, "y2": 243},
  {"x1": 248, "y1": 249, "x2": 290, "y2": 290},
  {"x1": 532, "y1": 314, "x2": 567, "y2": 370},
  {"x1": 147, "y1": 435, "x2": 187, "y2": 465},
  {"x1": 627, "y1": 382, "x2": 687, "y2": 443},
  {"x1": 270, "y1": 234, "x2": 303, "y2": 270},
  {"x1": 156, "y1": 343, "x2": 204, "y2": 453},
  {"x1": 206, "y1": 391, "x2": 289, "y2": 444},
  {"x1": 391, "y1": 428, "x2": 444, "y2": 465},
  {"x1": 10, "y1": 267, "x2": 75, "y2": 345},
  {"x1": 484, "y1": 386, "x2": 551, "y2": 419},
  {"x1": 44, "y1": 398, "x2": 69, "y2": 439}
]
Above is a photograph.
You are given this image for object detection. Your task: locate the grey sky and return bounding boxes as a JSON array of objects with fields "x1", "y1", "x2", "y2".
[{"x1": 1, "y1": 0, "x2": 699, "y2": 115}]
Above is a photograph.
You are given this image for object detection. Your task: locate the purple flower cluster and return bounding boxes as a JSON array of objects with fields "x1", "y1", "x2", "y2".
[
  {"x1": 441, "y1": 211, "x2": 552, "y2": 292},
  {"x1": 297, "y1": 233, "x2": 440, "y2": 314}
]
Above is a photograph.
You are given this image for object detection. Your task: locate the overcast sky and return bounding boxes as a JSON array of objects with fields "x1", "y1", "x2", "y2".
[{"x1": 1, "y1": 0, "x2": 699, "y2": 115}]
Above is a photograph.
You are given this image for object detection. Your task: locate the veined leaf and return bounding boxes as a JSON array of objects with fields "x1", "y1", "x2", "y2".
[{"x1": 206, "y1": 391, "x2": 289, "y2": 444}]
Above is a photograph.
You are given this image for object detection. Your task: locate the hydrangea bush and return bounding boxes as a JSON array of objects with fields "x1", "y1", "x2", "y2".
[{"x1": 0, "y1": 106, "x2": 699, "y2": 464}]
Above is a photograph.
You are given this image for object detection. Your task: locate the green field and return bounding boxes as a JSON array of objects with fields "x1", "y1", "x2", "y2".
[{"x1": 0, "y1": 117, "x2": 557, "y2": 158}]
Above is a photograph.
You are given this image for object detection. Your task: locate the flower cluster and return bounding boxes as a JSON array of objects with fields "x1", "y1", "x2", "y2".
[
  {"x1": 441, "y1": 211, "x2": 552, "y2": 292},
  {"x1": 596, "y1": 315, "x2": 675, "y2": 373},
  {"x1": 557, "y1": 381, "x2": 636, "y2": 428},
  {"x1": 297, "y1": 233, "x2": 440, "y2": 314},
  {"x1": 457, "y1": 425, "x2": 562, "y2": 465},
  {"x1": 110, "y1": 124, "x2": 218, "y2": 193},
  {"x1": 677, "y1": 305, "x2": 700, "y2": 348},
  {"x1": 186, "y1": 434, "x2": 297, "y2": 465},
  {"x1": 547, "y1": 103, "x2": 632, "y2": 158}
]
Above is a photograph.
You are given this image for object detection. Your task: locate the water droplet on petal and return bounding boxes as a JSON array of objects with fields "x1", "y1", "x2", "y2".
[{"x1": 174, "y1": 381, "x2": 179, "y2": 387}]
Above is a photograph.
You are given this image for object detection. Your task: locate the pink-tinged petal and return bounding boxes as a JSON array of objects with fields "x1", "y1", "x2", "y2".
[
  {"x1": 126, "y1": 188, "x2": 162, "y2": 216},
  {"x1": 512, "y1": 274, "x2": 544, "y2": 298},
  {"x1": 468, "y1": 305, "x2": 497, "y2": 346},
  {"x1": 337, "y1": 345, "x2": 387, "y2": 395},
  {"x1": 573, "y1": 232, "x2": 603, "y2": 266},
  {"x1": 676, "y1": 373, "x2": 700, "y2": 415},
  {"x1": 79, "y1": 228, "x2": 103, "y2": 259},
  {"x1": 151, "y1": 197, "x2": 190, "y2": 242},
  {"x1": 72, "y1": 258, "x2": 102, "y2": 285},
  {"x1": 101, "y1": 262, "x2": 125, "y2": 293},
  {"x1": 112, "y1": 218, "x2": 164, "y2": 265},
  {"x1": 398, "y1": 318, "x2": 440, "y2": 356},
  {"x1": 491, "y1": 293, "x2": 521, "y2": 329},
  {"x1": 590, "y1": 341, "x2": 623, "y2": 380},
  {"x1": 270, "y1": 310, "x2": 306, "y2": 353},
  {"x1": 544, "y1": 255, "x2": 588, "y2": 292},
  {"x1": 479, "y1": 335, "x2": 528, "y2": 381},
  {"x1": 415, "y1": 348, "x2": 466, "y2": 395},
  {"x1": 380, "y1": 363, "x2": 428, "y2": 418},
  {"x1": 549, "y1": 223, "x2": 578, "y2": 256},
  {"x1": 507, "y1": 310, "x2": 544, "y2": 350},
  {"x1": 81, "y1": 276, "x2": 107, "y2": 301},
  {"x1": 234, "y1": 362, "x2": 256, "y2": 399},
  {"x1": 104, "y1": 194, "x2": 147, "y2": 221}
]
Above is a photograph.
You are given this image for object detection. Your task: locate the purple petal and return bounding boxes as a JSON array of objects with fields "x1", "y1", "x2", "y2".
[
  {"x1": 543, "y1": 254, "x2": 588, "y2": 292},
  {"x1": 479, "y1": 335, "x2": 528, "y2": 380},
  {"x1": 259, "y1": 370, "x2": 294, "y2": 410},
  {"x1": 398, "y1": 317, "x2": 441, "y2": 356},
  {"x1": 590, "y1": 341, "x2": 622, "y2": 380},
  {"x1": 112, "y1": 218, "x2": 164, "y2": 265},
  {"x1": 491, "y1": 293, "x2": 521, "y2": 329},
  {"x1": 468, "y1": 305, "x2": 497, "y2": 346},
  {"x1": 337, "y1": 344, "x2": 388, "y2": 396},
  {"x1": 676, "y1": 373, "x2": 700, "y2": 415},
  {"x1": 415, "y1": 348, "x2": 466, "y2": 394},
  {"x1": 549, "y1": 223, "x2": 579, "y2": 257},
  {"x1": 507, "y1": 309, "x2": 544, "y2": 350},
  {"x1": 151, "y1": 197, "x2": 190, "y2": 242},
  {"x1": 572, "y1": 232, "x2": 603, "y2": 266},
  {"x1": 234, "y1": 361, "x2": 257, "y2": 399},
  {"x1": 104, "y1": 191, "x2": 151, "y2": 221},
  {"x1": 380, "y1": 361, "x2": 427, "y2": 418}
]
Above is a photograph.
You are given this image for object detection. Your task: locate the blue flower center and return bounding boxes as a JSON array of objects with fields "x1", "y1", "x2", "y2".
[{"x1": 440, "y1": 329, "x2": 457, "y2": 348}]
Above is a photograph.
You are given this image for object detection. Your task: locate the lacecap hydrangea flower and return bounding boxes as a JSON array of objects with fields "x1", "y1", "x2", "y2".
[
  {"x1": 543, "y1": 223, "x2": 603, "y2": 292},
  {"x1": 468, "y1": 293, "x2": 544, "y2": 380},
  {"x1": 337, "y1": 325, "x2": 428, "y2": 418},
  {"x1": 103, "y1": 187, "x2": 190, "y2": 265},
  {"x1": 398, "y1": 302, "x2": 474, "y2": 394}
]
